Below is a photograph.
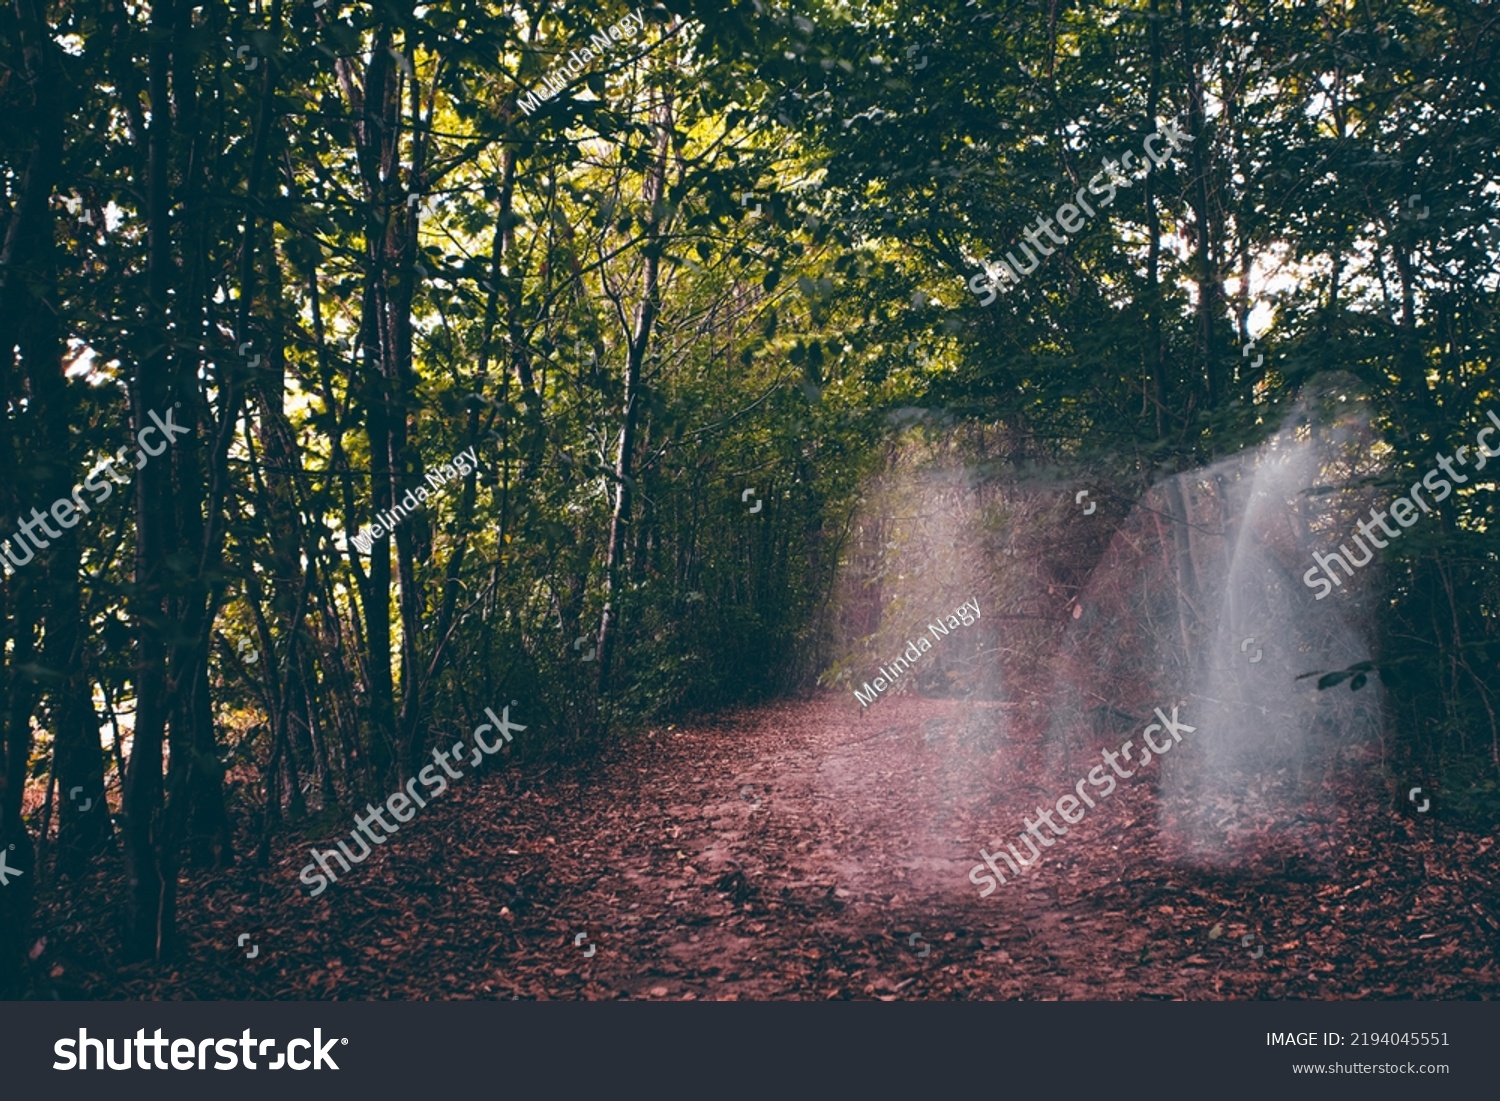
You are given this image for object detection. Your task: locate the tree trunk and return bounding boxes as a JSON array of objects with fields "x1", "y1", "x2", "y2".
[
  {"x1": 120, "y1": 0, "x2": 178, "y2": 962},
  {"x1": 597, "y1": 86, "x2": 676, "y2": 697}
]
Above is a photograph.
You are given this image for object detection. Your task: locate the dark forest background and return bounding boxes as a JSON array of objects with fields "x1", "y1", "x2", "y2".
[{"x1": 2, "y1": 0, "x2": 1498, "y2": 995}]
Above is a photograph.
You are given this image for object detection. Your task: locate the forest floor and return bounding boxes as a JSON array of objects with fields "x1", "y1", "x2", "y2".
[{"x1": 44, "y1": 693, "x2": 1500, "y2": 999}]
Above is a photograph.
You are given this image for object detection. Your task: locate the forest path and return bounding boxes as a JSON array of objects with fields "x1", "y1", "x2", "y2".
[{"x1": 71, "y1": 694, "x2": 1497, "y2": 999}]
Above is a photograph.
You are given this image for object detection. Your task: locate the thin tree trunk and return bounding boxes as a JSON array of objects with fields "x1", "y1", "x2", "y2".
[
  {"x1": 0, "y1": 0, "x2": 66, "y2": 988},
  {"x1": 1180, "y1": 0, "x2": 1220, "y2": 412},
  {"x1": 120, "y1": 0, "x2": 177, "y2": 963},
  {"x1": 597, "y1": 86, "x2": 676, "y2": 697}
]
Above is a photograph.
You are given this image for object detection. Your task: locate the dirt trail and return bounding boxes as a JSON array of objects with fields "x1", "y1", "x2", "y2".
[{"x1": 71, "y1": 694, "x2": 1498, "y2": 1000}]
